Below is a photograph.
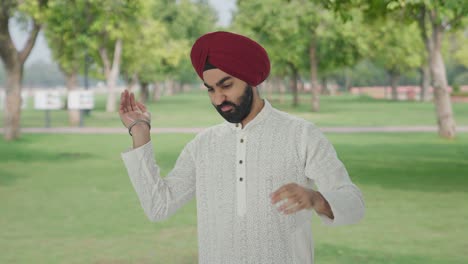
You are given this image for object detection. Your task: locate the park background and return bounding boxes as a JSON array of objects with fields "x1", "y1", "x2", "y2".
[{"x1": 1, "y1": 0, "x2": 467, "y2": 263}]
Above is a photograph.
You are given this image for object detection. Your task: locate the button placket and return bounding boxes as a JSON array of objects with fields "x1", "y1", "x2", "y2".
[{"x1": 236, "y1": 131, "x2": 247, "y2": 217}]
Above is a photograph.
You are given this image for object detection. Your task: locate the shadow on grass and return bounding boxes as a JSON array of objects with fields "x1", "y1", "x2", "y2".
[
  {"x1": 0, "y1": 147, "x2": 95, "y2": 163},
  {"x1": 337, "y1": 142, "x2": 468, "y2": 193},
  {"x1": 0, "y1": 137, "x2": 95, "y2": 186},
  {"x1": 0, "y1": 168, "x2": 28, "y2": 186},
  {"x1": 316, "y1": 243, "x2": 462, "y2": 264},
  {"x1": 271, "y1": 96, "x2": 431, "y2": 115}
]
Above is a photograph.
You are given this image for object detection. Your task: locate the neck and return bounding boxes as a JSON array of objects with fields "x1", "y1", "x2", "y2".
[{"x1": 241, "y1": 96, "x2": 264, "y2": 128}]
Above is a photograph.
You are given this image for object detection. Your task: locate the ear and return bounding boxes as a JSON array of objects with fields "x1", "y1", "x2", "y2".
[{"x1": 253, "y1": 86, "x2": 260, "y2": 96}]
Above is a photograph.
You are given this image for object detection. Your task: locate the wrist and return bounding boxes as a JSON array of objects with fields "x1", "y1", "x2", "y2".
[
  {"x1": 312, "y1": 191, "x2": 334, "y2": 219},
  {"x1": 131, "y1": 122, "x2": 150, "y2": 133},
  {"x1": 128, "y1": 119, "x2": 151, "y2": 136}
]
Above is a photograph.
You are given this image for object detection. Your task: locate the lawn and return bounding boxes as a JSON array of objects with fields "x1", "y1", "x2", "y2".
[
  {"x1": 2, "y1": 90, "x2": 468, "y2": 128},
  {"x1": 1, "y1": 133, "x2": 467, "y2": 263}
]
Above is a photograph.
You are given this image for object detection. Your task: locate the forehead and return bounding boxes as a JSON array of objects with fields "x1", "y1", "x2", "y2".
[{"x1": 203, "y1": 68, "x2": 235, "y2": 85}]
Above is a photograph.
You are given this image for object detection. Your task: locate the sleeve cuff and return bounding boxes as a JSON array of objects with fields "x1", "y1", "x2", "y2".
[
  {"x1": 318, "y1": 188, "x2": 365, "y2": 226},
  {"x1": 121, "y1": 140, "x2": 154, "y2": 169}
]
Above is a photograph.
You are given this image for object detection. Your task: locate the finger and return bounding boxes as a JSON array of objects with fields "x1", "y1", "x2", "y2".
[
  {"x1": 277, "y1": 196, "x2": 300, "y2": 212},
  {"x1": 272, "y1": 190, "x2": 298, "y2": 206},
  {"x1": 120, "y1": 92, "x2": 126, "y2": 113},
  {"x1": 124, "y1": 90, "x2": 131, "y2": 112},
  {"x1": 136, "y1": 101, "x2": 147, "y2": 112},
  {"x1": 271, "y1": 183, "x2": 297, "y2": 204},
  {"x1": 283, "y1": 203, "x2": 305, "y2": 215},
  {"x1": 271, "y1": 189, "x2": 289, "y2": 204},
  {"x1": 130, "y1": 93, "x2": 136, "y2": 111}
]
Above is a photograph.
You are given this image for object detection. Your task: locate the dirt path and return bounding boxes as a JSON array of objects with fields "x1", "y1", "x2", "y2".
[{"x1": 1, "y1": 126, "x2": 467, "y2": 134}]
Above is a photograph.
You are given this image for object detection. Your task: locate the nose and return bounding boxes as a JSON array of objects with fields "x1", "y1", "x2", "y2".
[{"x1": 212, "y1": 90, "x2": 227, "y2": 106}]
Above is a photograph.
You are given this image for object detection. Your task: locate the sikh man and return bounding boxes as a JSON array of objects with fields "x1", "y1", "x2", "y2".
[{"x1": 120, "y1": 31, "x2": 365, "y2": 264}]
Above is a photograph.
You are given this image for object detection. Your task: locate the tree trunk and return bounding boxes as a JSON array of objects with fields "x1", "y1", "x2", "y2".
[
  {"x1": 298, "y1": 78, "x2": 304, "y2": 93},
  {"x1": 65, "y1": 71, "x2": 80, "y2": 126},
  {"x1": 4, "y1": 65, "x2": 23, "y2": 140},
  {"x1": 140, "y1": 82, "x2": 149, "y2": 104},
  {"x1": 278, "y1": 78, "x2": 286, "y2": 104},
  {"x1": 0, "y1": 9, "x2": 42, "y2": 140},
  {"x1": 266, "y1": 78, "x2": 273, "y2": 101},
  {"x1": 99, "y1": 38, "x2": 123, "y2": 113},
  {"x1": 389, "y1": 70, "x2": 400, "y2": 101},
  {"x1": 344, "y1": 68, "x2": 353, "y2": 92},
  {"x1": 417, "y1": 6, "x2": 432, "y2": 102},
  {"x1": 321, "y1": 77, "x2": 328, "y2": 95},
  {"x1": 289, "y1": 65, "x2": 299, "y2": 107},
  {"x1": 152, "y1": 82, "x2": 161, "y2": 102},
  {"x1": 430, "y1": 24, "x2": 456, "y2": 138},
  {"x1": 165, "y1": 79, "x2": 174, "y2": 96},
  {"x1": 309, "y1": 39, "x2": 320, "y2": 112},
  {"x1": 419, "y1": 65, "x2": 431, "y2": 101}
]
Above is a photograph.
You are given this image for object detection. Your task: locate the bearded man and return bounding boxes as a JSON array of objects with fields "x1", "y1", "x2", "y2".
[{"x1": 119, "y1": 31, "x2": 365, "y2": 264}]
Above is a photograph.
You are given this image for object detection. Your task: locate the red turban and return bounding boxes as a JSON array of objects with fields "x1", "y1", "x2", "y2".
[{"x1": 190, "y1": 31, "x2": 270, "y2": 86}]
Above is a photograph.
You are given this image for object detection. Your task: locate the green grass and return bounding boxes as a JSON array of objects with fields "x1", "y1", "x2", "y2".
[
  {"x1": 1, "y1": 133, "x2": 467, "y2": 263},
  {"x1": 2, "y1": 90, "x2": 468, "y2": 128}
]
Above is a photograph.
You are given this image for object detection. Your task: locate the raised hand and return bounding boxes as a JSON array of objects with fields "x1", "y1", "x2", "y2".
[{"x1": 119, "y1": 90, "x2": 151, "y2": 128}]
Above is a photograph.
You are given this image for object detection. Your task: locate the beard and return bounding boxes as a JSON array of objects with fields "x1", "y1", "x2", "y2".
[{"x1": 214, "y1": 85, "x2": 254, "y2": 123}]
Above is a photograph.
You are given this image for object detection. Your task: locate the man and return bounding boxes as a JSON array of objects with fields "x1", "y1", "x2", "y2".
[{"x1": 120, "y1": 31, "x2": 365, "y2": 264}]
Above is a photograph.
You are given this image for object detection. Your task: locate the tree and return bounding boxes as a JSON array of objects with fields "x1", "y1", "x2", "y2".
[
  {"x1": 157, "y1": 0, "x2": 218, "y2": 94},
  {"x1": 234, "y1": 0, "x2": 365, "y2": 110},
  {"x1": 367, "y1": 20, "x2": 422, "y2": 100},
  {"x1": 0, "y1": 0, "x2": 48, "y2": 140},
  {"x1": 234, "y1": 0, "x2": 312, "y2": 107},
  {"x1": 45, "y1": 0, "x2": 92, "y2": 126},
  {"x1": 87, "y1": 0, "x2": 144, "y2": 112},
  {"x1": 327, "y1": 0, "x2": 468, "y2": 138}
]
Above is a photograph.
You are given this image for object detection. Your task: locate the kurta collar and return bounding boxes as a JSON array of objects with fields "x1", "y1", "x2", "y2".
[{"x1": 225, "y1": 99, "x2": 272, "y2": 132}]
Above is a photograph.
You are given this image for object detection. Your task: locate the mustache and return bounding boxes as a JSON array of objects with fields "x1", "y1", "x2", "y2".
[{"x1": 216, "y1": 101, "x2": 236, "y2": 109}]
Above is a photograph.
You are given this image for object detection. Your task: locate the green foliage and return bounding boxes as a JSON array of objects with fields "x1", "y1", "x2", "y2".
[
  {"x1": 45, "y1": 0, "x2": 91, "y2": 74},
  {"x1": 367, "y1": 19, "x2": 423, "y2": 74},
  {"x1": 234, "y1": 0, "x2": 366, "y2": 79},
  {"x1": 120, "y1": 0, "x2": 217, "y2": 84}
]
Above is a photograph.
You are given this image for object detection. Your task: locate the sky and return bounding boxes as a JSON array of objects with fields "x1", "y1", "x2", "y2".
[{"x1": 9, "y1": 0, "x2": 236, "y2": 66}]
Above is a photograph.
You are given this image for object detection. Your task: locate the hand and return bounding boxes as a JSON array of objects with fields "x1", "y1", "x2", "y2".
[
  {"x1": 270, "y1": 183, "x2": 333, "y2": 217},
  {"x1": 119, "y1": 90, "x2": 151, "y2": 128}
]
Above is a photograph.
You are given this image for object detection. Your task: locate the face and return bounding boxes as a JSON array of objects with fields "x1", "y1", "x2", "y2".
[{"x1": 203, "y1": 68, "x2": 254, "y2": 123}]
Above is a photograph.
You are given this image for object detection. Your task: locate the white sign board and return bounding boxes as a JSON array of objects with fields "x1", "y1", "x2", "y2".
[
  {"x1": 34, "y1": 90, "x2": 63, "y2": 110},
  {"x1": 21, "y1": 91, "x2": 28, "y2": 109},
  {"x1": 68, "y1": 90, "x2": 94, "y2": 110}
]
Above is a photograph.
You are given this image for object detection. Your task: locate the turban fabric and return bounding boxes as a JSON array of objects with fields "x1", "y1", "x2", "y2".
[{"x1": 190, "y1": 31, "x2": 270, "y2": 86}]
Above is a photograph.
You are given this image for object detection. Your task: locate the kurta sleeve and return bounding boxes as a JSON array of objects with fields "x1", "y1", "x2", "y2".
[
  {"x1": 302, "y1": 124, "x2": 365, "y2": 226},
  {"x1": 121, "y1": 140, "x2": 196, "y2": 222}
]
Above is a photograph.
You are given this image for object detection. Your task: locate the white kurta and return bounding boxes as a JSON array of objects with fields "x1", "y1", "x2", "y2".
[{"x1": 121, "y1": 99, "x2": 365, "y2": 264}]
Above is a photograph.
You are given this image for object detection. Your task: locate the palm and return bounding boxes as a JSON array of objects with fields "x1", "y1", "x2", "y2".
[{"x1": 119, "y1": 90, "x2": 151, "y2": 128}]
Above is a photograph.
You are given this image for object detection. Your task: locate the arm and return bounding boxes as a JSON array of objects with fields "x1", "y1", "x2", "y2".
[
  {"x1": 119, "y1": 90, "x2": 196, "y2": 222},
  {"x1": 303, "y1": 125, "x2": 365, "y2": 226}
]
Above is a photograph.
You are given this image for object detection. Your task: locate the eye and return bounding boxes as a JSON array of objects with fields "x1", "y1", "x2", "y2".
[
  {"x1": 207, "y1": 88, "x2": 214, "y2": 93},
  {"x1": 222, "y1": 84, "x2": 232, "y2": 89}
]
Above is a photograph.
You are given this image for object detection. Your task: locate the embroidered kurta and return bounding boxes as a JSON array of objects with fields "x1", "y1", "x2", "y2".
[{"x1": 121, "y1": 99, "x2": 365, "y2": 264}]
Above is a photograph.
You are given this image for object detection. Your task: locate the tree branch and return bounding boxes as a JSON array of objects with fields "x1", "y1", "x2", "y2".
[
  {"x1": 111, "y1": 38, "x2": 122, "y2": 72},
  {"x1": 0, "y1": 2, "x2": 18, "y2": 67},
  {"x1": 99, "y1": 46, "x2": 111, "y2": 78},
  {"x1": 446, "y1": 10, "x2": 467, "y2": 30},
  {"x1": 18, "y1": 21, "x2": 41, "y2": 64}
]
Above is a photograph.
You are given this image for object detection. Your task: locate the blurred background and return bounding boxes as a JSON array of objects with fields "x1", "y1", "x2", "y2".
[{"x1": 1, "y1": 0, "x2": 467, "y2": 263}]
